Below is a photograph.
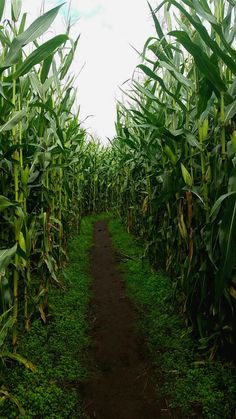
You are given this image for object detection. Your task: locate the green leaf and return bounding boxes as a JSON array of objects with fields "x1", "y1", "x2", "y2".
[
  {"x1": 123, "y1": 138, "x2": 138, "y2": 151},
  {"x1": 197, "y1": 78, "x2": 214, "y2": 116},
  {"x1": 133, "y1": 81, "x2": 162, "y2": 105},
  {"x1": 228, "y1": 167, "x2": 236, "y2": 192},
  {"x1": 0, "y1": 307, "x2": 13, "y2": 324},
  {"x1": 4, "y1": 3, "x2": 65, "y2": 67},
  {"x1": 0, "y1": 0, "x2": 5, "y2": 21},
  {"x1": 147, "y1": 1, "x2": 173, "y2": 59},
  {"x1": 44, "y1": 253, "x2": 59, "y2": 283},
  {"x1": 0, "y1": 195, "x2": 17, "y2": 211},
  {"x1": 167, "y1": 0, "x2": 236, "y2": 74},
  {"x1": 210, "y1": 191, "x2": 236, "y2": 217},
  {"x1": 192, "y1": 0, "x2": 217, "y2": 24},
  {"x1": 18, "y1": 12, "x2": 27, "y2": 34},
  {"x1": 0, "y1": 388, "x2": 25, "y2": 415},
  {"x1": 138, "y1": 64, "x2": 187, "y2": 111},
  {"x1": 216, "y1": 195, "x2": 236, "y2": 295},
  {"x1": 186, "y1": 133, "x2": 201, "y2": 149},
  {"x1": 13, "y1": 34, "x2": 68, "y2": 78},
  {"x1": 40, "y1": 56, "x2": 53, "y2": 84},
  {"x1": 29, "y1": 73, "x2": 43, "y2": 97},
  {"x1": 60, "y1": 35, "x2": 80, "y2": 80},
  {"x1": 0, "y1": 244, "x2": 17, "y2": 277},
  {"x1": 1, "y1": 352, "x2": 36, "y2": 371},
  {"x1": 0, "y1": 109, "x2": 26, "y2": 132},
  {"x1": 0, "y1": 29, "x2": 11, "y2": 47},
  {"x1": 159, "y1": 59, "x2": 193, "y2": 88},
  {"x1": 183, "y1": 186, "x2": 205, "y2": 206},
  {"x1": 169, "y1": 31, "x2": 227, "y2": 93},
  {"x1": 0, "y1": 315, "x2": 14, "y2": 347},
  {"x1": 225, "y1": 99, "x2": 236, "y2": 122},
  {"x1": 0, "y1": 83, "x2": 11, "y2": 102}
]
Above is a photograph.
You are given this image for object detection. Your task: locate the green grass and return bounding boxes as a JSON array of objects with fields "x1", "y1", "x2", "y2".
[
  {"x1": 0, "y1": 215, "x2": 100, "y2": 419},
  {"x1": 108, "y1": 218, "x2": 236, "y2": 419}
]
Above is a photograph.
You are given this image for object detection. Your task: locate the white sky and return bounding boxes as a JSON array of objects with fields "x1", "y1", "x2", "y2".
[{"x1": 6, "y1": 0, "x2": 158, "y2": 140}]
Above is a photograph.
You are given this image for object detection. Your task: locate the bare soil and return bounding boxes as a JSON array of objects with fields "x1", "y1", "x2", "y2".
[{"x1": 80, "y1": 219, "x2": 167, "y2": 419}]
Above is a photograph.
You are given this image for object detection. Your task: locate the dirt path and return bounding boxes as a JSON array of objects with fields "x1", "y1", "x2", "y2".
[{"x1": 80, "y1": 219, "x2": 165, "y2": 419}]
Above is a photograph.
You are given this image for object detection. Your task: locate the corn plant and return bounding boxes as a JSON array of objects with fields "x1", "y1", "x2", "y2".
[
  {"x1": 0, "y1": 0, "x2": 88, "y2": 366},
  {"x1": 94, "y1": 0, "x2": 236, "y2": 355}
]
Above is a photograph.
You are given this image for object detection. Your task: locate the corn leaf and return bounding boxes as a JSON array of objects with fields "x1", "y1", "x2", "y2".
[
  {"x1": 0, "y1": 29, "x2": 10, "y2": 47},
  {"x1": 0, "y1": 316, "x2": 14, "y2": 347},
  {"x1": 170, "y1": 31, "x2": 227, "y2": 93},
  {"x1": 147, "y1": 1, "x2": 173, "y2": 59},
  {"x1": 167, "y1": 0, "x2": 236, "y2": 72},
  {"x1": 13, "y1": 34, "x2": 68, "y2": 78},
  {"x1": 225, "y1": 100, "x2": 236, "y2": 122},
  {"x1": 0, "y1": 109, "x2": 26, "y2": 132},
  {"x1": 4, "y1": 3, "x2": 65, "y2": 67},
  {"x1": 159, "y1": 60, "x2": 193, "y2": 88},
  {"x1": 18, "y1": 12, "x2": 27, "y2": 34},
  {"x1": 1, "y1": 352, "x2": 36, "y2": 372},
  {"x1": 0, "y1": 195, "x2": 17, "y2": 211},
  {"x1": 0, "y1": 389, "x2": 25, "y2": 415},
  {"x1": 217, "y1": 196, "x2": 236, "y2": 294},
  {"x1": 0, "y1": 244, "x2": 17, "y2": 276},
  {"x1": 138, "y1": 64, "x2": 187, "y2": 111},
  {"x1": 60, "y1": 35, "x2": 80, "y2": 80},
  {"x1": 210, "y1": 191, "x2": 236, "y2": 217},
  {"x1": 40, "y1": 56, "x2": 53, "y2": 83},
  {"x1": 0, "y1": 0, "x2": 5, "y2": 21}
]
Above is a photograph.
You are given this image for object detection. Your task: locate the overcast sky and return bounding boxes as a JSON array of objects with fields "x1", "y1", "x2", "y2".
[{"x1": 7, "y1": 0, "x2": 158, "y2": 140}]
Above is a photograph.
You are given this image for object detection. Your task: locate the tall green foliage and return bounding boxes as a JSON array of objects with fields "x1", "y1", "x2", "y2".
[
  {"x1": 0, "y1": 1, "x2": 89, "y2": 364},
  {"x1": 95, "y1": 0, "x2": 236, "y2": 353}
]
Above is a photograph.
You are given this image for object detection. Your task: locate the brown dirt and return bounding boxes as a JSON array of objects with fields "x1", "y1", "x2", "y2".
[{"x1": 80, "y1": 219, "x2": 168, "y2": 419}]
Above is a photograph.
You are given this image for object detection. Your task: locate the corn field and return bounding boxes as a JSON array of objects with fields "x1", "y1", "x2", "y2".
[
  {"x1": 0, "y1": 1, "x2": 97, "y2": 361},
  {"x1": 1, "y1": 0, "x2": 236, "y2": 415},
  {"x1": 92, "y1": 0, "x2": 236, "y2": 354}
]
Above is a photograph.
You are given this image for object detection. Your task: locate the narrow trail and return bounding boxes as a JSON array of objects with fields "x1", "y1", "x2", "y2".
[{"x1": 80, "y1": 219, "x2": 165, "y2": 419}]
